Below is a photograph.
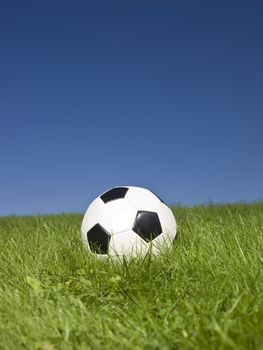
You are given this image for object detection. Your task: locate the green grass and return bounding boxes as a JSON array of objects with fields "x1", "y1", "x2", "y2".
[{"x1": 0, "y1": 203, "x2": 263, "y2": 350}]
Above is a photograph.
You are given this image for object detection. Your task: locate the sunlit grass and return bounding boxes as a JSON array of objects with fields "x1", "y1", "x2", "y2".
[{"x1": 0, "y1": 203, "x2": 262, "y2": 349}]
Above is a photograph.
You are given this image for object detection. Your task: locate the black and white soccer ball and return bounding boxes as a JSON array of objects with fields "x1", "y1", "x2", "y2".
[{"x1": 81, "y1": 186, "x2": 177, "y2": 258}]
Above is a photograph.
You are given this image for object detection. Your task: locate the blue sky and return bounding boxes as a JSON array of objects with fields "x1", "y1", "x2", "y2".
[{"x1": 0, "y1": 0, "x2": 262, "y2": 216}]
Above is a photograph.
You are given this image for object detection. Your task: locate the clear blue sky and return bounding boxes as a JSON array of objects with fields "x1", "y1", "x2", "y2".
[{"x1": 0, "y1": 0, "x2": 262, "y2": 216}]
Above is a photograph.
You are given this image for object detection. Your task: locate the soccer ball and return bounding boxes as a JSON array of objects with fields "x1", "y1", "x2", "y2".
[{"x1": 81, "y1": 186, "x2": 177, "y2": 258}]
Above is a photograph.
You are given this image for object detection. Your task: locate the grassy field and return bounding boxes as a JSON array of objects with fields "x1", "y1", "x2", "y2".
[{"x1": 0, "y1": 203, "x2": 262, "y2": 350}]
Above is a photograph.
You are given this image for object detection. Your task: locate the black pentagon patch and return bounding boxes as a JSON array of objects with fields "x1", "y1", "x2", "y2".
[
  {"x1": 87, "y1": 224, "x2": 110, "y2": 254},
  {"x1": 133, "y1": 211, "x2": 162, "y2": 242},
  {"x1": 100, "y1": 187, "x2": 129, "y2": 203}
]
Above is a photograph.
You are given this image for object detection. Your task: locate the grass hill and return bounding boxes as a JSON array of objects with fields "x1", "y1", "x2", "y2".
[{"x1": 0, "y1": 203, "x2": 262, "y2": 349}]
